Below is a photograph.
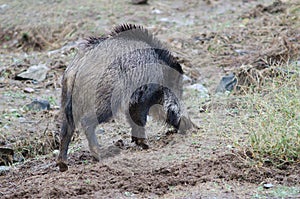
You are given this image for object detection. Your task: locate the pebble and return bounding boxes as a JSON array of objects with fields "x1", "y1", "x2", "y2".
[
  {"x1": 263, "y1": 183, "x2": 274, "y2": 189},
  {"x1": 151, "y1": 9, "x2": 162, "y2": 14},
  {"x1": 0, "y1": 166, "x2": 10, "y2": 175},
  {"x1": 16, "y1": 64, "x2": 49, "y2": 82},
  {"x1": 24, "y1": 87, "x2": 35, "y2": 93},
  {"x1": 25, "y1": 99, "x2": 50, "y2": 111},
  {"x1": 52, "y1": 150, "x2": 59, "y2": 157},
  {"x1": 215, "y1": 73, "x2": 237, "y2": 93}
]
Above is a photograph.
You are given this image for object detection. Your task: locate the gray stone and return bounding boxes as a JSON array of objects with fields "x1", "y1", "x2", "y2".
[
  {"x1": 263, "y1": 183, "x2": 274, "y2": 189},
  {"x1": 25, "y1": 99, "x2": 50, "y2": 111},
  {"x1": 234, "y1": 49, "x2": 249, "y2": 55},
  {"x1": 13, "y1": 152, "x2": 24, "y2": 163},
  {"x1": 52, "y1": 149, "x2": 59, "y2": 157},
  {"x1": 24, "y1": 87, "x2": 35, "y2": 93},
  {"x1": 17, "y1": 64, "x2": 49, "y2": 82},
  {"x1": 0, "y1": 166, "x2": 11, "y2": 175},
  {"x1": 216, "y1": 73, "x2": 237, "y2": 93}
]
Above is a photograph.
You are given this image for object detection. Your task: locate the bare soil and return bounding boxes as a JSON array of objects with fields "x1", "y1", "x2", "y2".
[{"x1": 0, "y1": 0, "x2": 299, "y2": 198}]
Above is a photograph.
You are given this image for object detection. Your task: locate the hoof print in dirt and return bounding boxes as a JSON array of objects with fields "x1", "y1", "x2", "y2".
[{"x1": 26, "y1": 99, "x2": 50, "y2": 111}]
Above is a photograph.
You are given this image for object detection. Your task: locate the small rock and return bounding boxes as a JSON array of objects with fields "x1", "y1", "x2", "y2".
[
  {"x1": 263, "y1": 183, "x2": 274, "y2": 189},
  {"x1": 186, "y1": 83, "x2": 209, "y2": 99},
  {"x1": 151, "y1": 9, "x2": 162, "y2": 14},
  {"x1": 13, "y1": 152, "x2": 24, "y2": 163},
  {"x1": 131, "y1": 0, "x2": 147, "y2": 4},
  {"x1": 0, "y1": 4, "x2": 9, "y2": 12},
  {"x1": 9, "y1": 108, "x2": 18, "y2": 113},
  {"x1": 0, "y1": 166, "x2": 11, "y2": 175},
  {"x1": 16, "y1": 64, "x2": 49, "y2": 82},
  {"x1": 234, "y1": 49, "x2": 249, "y2": 55},
  {"x1": 293, "y1": 60, "x2": 300, "y2": 66},
  {"x1": 124, "y1": 191, "x2": 134, "y2": 197},
  {"x1": 52, "y1": 149, "x2": 59, "y2": 157},
  {"x1": 159, "y1": 17, "x2": 170, "y2": 22},
  {"x1": 96, "y1": 127, "x2": 105, "y2": 134},
  {"x1": 18, "y1": 117, "x2": 26, "y2": 123},
  {"x1": 23, "y1": 87, "x2": 35, "y2": 93},
  {"x1": 26, "y1": 99, "x2": 50, "y2": 111},
  {"x1": 216, "y1": 73, "x2": 237, "y2": 93}
]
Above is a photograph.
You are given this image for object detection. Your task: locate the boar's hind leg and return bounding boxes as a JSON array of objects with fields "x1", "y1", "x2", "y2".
[
  {"x1": 81, "y1": 114, "x2": 101, "y2": 161},
  {"x1": 57, "y1": 119, "x2": 75, "y2": 172}
]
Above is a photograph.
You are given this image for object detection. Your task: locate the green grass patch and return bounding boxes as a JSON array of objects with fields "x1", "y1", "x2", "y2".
[{"x1": 238, "y1": 65, "x2": 300, "y2": 166}]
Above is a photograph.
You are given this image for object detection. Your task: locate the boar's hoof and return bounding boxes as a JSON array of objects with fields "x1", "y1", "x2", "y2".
[
  {"x1": 131, "y1": 136, "x2": 149, "y2": 149},
  {"x1": 57, "y1": 161, "x2": 68, "y2": 172}
]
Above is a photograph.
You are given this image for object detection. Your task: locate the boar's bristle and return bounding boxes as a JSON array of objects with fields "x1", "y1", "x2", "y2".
[
  {"x1": 80, "y1": 24, "x2": 145, "y2": 50},
  {"x1": 80, "y1": 23, "x2": 183, "y2": 74},
  {"x1": 155, "y1": 49, "x2": 184, "y2": 74},
  {"x1": 82, "y1": 36, "x2": 108, "y2": 49},
  {"x1": 110, "y1": 23, "x2": 144, "y2": 36}
]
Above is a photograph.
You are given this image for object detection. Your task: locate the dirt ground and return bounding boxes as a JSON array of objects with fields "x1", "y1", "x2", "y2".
[{"x1": 0, "y1": 0, "x2": 299, "y2": 198}]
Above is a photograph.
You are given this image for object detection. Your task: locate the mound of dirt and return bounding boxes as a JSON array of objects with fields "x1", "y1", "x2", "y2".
[{"x1": 0, "y1": 151, "x2": 298, "y2": 198}]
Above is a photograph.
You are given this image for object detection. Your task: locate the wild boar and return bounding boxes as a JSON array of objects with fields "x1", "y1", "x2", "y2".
[{"x1": 57, "y1": 24, "x2": 192, "y2": 172}]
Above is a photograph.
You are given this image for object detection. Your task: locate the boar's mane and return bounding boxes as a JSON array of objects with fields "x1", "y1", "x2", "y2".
[{"x1": 82, "y1": 23, "x2": 183, "y2": 74}]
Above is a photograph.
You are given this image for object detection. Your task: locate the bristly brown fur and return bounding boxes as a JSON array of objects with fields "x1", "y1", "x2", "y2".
[
  {"x1": 155, "y1": 49, "x2": 184, "y2": 74},
  {"x1": 109, "y1": 23, "x2": 145, "y2": 36},
  {"x1": 82, "y1": 36, "x2": 108, "y2": 49},
  {"x1": 82, "y1": 24, "x2": 148, "y2": 50},
  {"x1": 81, "y1": 23, "x2": 183, "y2": 74}
]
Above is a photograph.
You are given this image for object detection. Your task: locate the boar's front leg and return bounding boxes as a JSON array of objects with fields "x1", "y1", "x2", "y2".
[
  {"x1": 127, "y1": 84, "x2": 164, "y2": 149},
  {"x1": 127, "y1": 105, "x2": 149, "y2": 149}
]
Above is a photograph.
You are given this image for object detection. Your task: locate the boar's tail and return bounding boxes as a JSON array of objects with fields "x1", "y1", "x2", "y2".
[
  {"x1": 65, "y1": 94, "x2": 74, "y2": 128},
  {"x1": 61, "y1": 73, "x2": 75, "y2": 128}
]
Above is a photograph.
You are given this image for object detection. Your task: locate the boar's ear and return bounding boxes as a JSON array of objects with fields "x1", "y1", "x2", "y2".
[{"x1": 178, "y1": 116, "x2": 199, "y2": 134}]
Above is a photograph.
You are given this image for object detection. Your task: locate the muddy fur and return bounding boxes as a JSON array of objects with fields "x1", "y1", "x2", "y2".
[{"x1": 57, "y1": 23, "x2": 192, "y2": 172}]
